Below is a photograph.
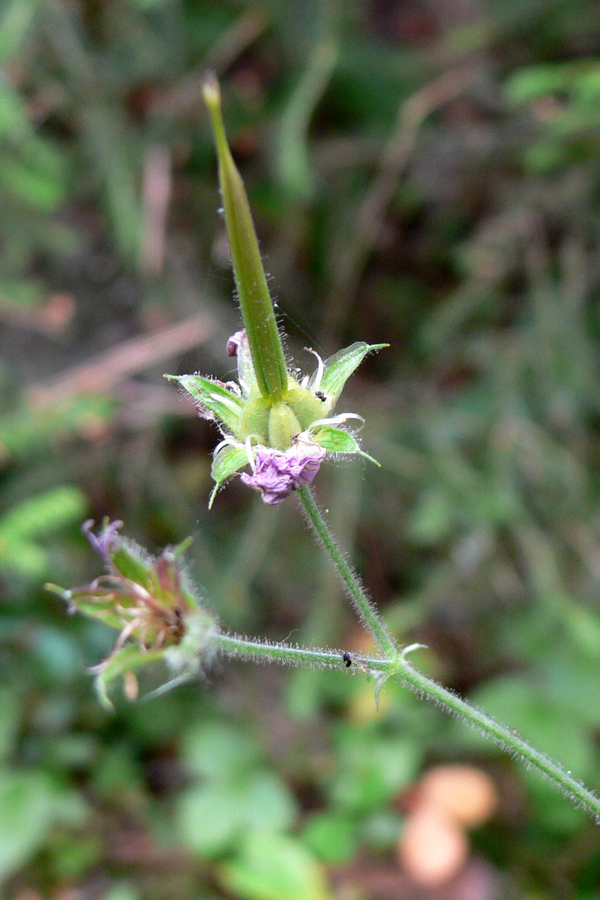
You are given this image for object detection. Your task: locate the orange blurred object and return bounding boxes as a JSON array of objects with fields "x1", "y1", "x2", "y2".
[
  {"x1": 419, "y1": 764, "x2": 498, "y2": 827},
  {"x1": 398, "y1": 803, "x2": 468, "y2": 888},
  {"x1": 397, "y1": 764, "x2": 498, "y2": 888}
]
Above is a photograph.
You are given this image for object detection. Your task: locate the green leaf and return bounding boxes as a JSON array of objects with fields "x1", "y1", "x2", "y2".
[
  {"x1": 0, "y1": 770, "x2": 56, "y2": 881},
  {"x1": 243, "y1": 770, "x2": 297, "y2": 832},
  {"x1": 94, "y1": 645, "x2": 166, "y2": 711},
  {"x1": 176, "y1": 780, "x2": 244, "y2": 857},
  {"x1": 0, "y1": 486, "x2": 87, "y2": 578},
  {"x1": 0, "y1": 689, "x2": 21, "y2": 761},
  {"x1": 330, "y1": 726, "x2": 421, "y2": 814},
  {"x1": 102, "y1": 885, "x2": 142, "y2": 900},
  {"x1": 0, "y1": 0, "x2": 41, "y2": 65},
  {"x1": 504, "y1": 64, "x2": 569, "y2": 104},
  {"x1": 0, "y1": 396, "x2": 113, "y2": 460},
  {"x1": 0, "y1": 486, "x2": 86, "y2": 543},
  {"x1": 0, "y1": 81, "x2": 28, "y2": 136},
  {"x1": 219, "y1": 830, "x2": 332, "y2": 900},
  {"x1": 0, "y1": 156, "x2": 66, "y2": 211},
  {"x1": 178, "y1": 720, "x2": 297, "y2": 854},
  {"x1": 301, "y1": 812, "x2": 358, "y2": 864},
  {"x1": 210, "y1": 444, "x2": 249, "y2": 507},
  {"x1": 181, "y1": 721, "x2": 262, "y2": 780},
  {"x1": 176, "y1": 771, "x2": 296, "y2": 860},
  {"x1": 168, "y1": 374, "x2": 243, "y2": 434},
  {"x1": 316, "y1": 342, "x2": 387, "y2": 411}
]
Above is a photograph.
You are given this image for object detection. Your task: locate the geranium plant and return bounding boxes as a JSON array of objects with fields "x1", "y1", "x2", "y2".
[{"x1": 48, "y1": 74, "x2": 600, "y2": 822}]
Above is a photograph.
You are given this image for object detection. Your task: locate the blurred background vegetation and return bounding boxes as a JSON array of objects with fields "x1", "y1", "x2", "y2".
[{"x1": 3, "y1": 0, "x2": 600, "y2": 897}]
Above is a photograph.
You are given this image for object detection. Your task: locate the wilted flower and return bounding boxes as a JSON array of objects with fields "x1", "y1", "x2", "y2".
[
  {"x1": 46, "y1": 519, "x2": 218, "y2": 708},
  {"x1": 240, "y1": 440, "x2": 326, "y2": 505},
  {"x1": 166, "y1": 75, "x2": 385, "y2": 506},
  {"x1": 169, "y1": 330, "x2": 384, "y2": 506}
]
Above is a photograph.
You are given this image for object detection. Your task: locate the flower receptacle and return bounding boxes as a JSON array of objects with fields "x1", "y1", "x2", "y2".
[
  {"x1": 47, "y1": 520, "x2": 218, "y2": 708},
  {"x1": 240, "y1": 385, "x2": 324, "y2": 450}
]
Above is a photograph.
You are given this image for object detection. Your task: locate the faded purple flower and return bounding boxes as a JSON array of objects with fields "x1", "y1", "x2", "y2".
[
  {"x1": 226, "y1": 330, "x2": 246, "y2": 357},
  {"x1": 241, "y1": 441, "x2": 326, "y2": 505},
  {"x1": 82, "y1": 518, "x2": 124, "y2": 560}
]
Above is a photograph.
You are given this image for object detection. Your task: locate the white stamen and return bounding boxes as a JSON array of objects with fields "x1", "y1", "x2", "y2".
[
  {"x1": 309, "y1": 412, "x2": 365, "y2": 431},
  {"x1": 213, "y1": 437, "x2": 240, "y2": 455},
  {"x1": 245, "y1": 436, "x2": 257, "y2": 471},
  {"x1": 305, "y1": 348, "x2": 324, "y2": 392}
]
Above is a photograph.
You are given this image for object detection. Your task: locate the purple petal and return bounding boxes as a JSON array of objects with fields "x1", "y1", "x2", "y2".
[
  {"x1": 226, "y1": 330, "x2": 246, "y2": 357},
  {"x1": 240, "y1": 443, "x2": 326, "y2": 504},
  {"x1": 82, "y1": 519, "x2": 124, "y2": 559},
  {"x1": 288, "y1": 440, "x2": 326, "y2": 485}
]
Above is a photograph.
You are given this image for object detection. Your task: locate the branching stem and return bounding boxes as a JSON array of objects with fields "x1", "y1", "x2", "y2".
[
  {"x1": 291, "y1": 484, "x2": 600, "y2": 820},
  {"x1": 215, "y1": 629, "x2": 600, "y2": 819}
]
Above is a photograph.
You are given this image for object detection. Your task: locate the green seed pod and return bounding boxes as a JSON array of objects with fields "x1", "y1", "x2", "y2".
[
  {"x1": 268, "y1": 401, "x2": 302, "y2": 450},
  {"x1": 283, "y1": 387, "x2": 324, "y2": 431},
  {"x1": 240, "y1": 396, "x2": 272, "y2": 444},
  {"x1": 203, "y1": 74, "x2": 288, "y2": 399}
]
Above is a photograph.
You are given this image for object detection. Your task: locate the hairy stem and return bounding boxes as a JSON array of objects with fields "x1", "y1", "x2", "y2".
[
  {"x1": 297, "y1": 484, "x2": 396, "y2": 654},
  {"x1": 215, "y1": 629, "x2": 600, "y2": 819},
  {"x1": 214, "y1": 632, "x2": 380, "y2": 670},
  {"x1": 295, "y1": 485, "x2": 600, "y2": 820},
  {"x1": 396, "y1": 652, "x2": 600, "y2": 819}
]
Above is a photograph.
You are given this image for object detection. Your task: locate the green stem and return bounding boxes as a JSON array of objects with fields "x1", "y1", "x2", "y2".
[
  {"x1": 214, "y1": 630, "x2": 600, "y2": 820},
  {"x1": 396, "y1": 653, "x2": 600, "y2": 819},
  {"x1": 214, "y1": 632, "x2": 369, "y2": 670},
  {"x1": 297, "y1": 484, "x2": 396, "y2": 655},
  {"x1": 295, "y1": 485, "x2": 600, "y2": 820}
]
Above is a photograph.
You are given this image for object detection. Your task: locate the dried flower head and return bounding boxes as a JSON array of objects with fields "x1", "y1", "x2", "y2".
[{"x1": 46, "y1": 519, "x2": 218, "y2": 708}]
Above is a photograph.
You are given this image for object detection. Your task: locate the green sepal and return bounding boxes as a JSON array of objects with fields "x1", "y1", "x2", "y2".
[
  {"x1": 94, "y1": 644, "x2": 166, "y2": 711},
  {"x1": 209, "y1": 444, "x2": 250, "y2": 508},
  {"x1": 167, "y1": 374, "x2": 243, "y2": 435},
  {"x1": 46, "y1": 583, "x2": 128, "y2": 631},
  {"x1": 240, "y1": 396, "x2": 272, "y2": 442},
  {"x1": 312, "y1": 426, "x2": 380, "y2": 465},
  {"x1": 235, "y1": 330, "x2": 258, "y2": 396},
  {"x1": 110, "y1": 542, "x2": 152, "y2": 588},
  {"x1": 315, "y1": 343, "x2": 388, "y2": 412},
  {"x1": 70, "y1": 594, "x2": 130, "y2": 630},
  {"x1": 150, "y1": 544, "x2": 198, "y2": 611}
]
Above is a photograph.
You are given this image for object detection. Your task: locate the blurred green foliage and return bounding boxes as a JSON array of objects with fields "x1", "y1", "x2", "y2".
[{"x1": 3, "y1": 0, "x2": 600, "y2": 897}]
